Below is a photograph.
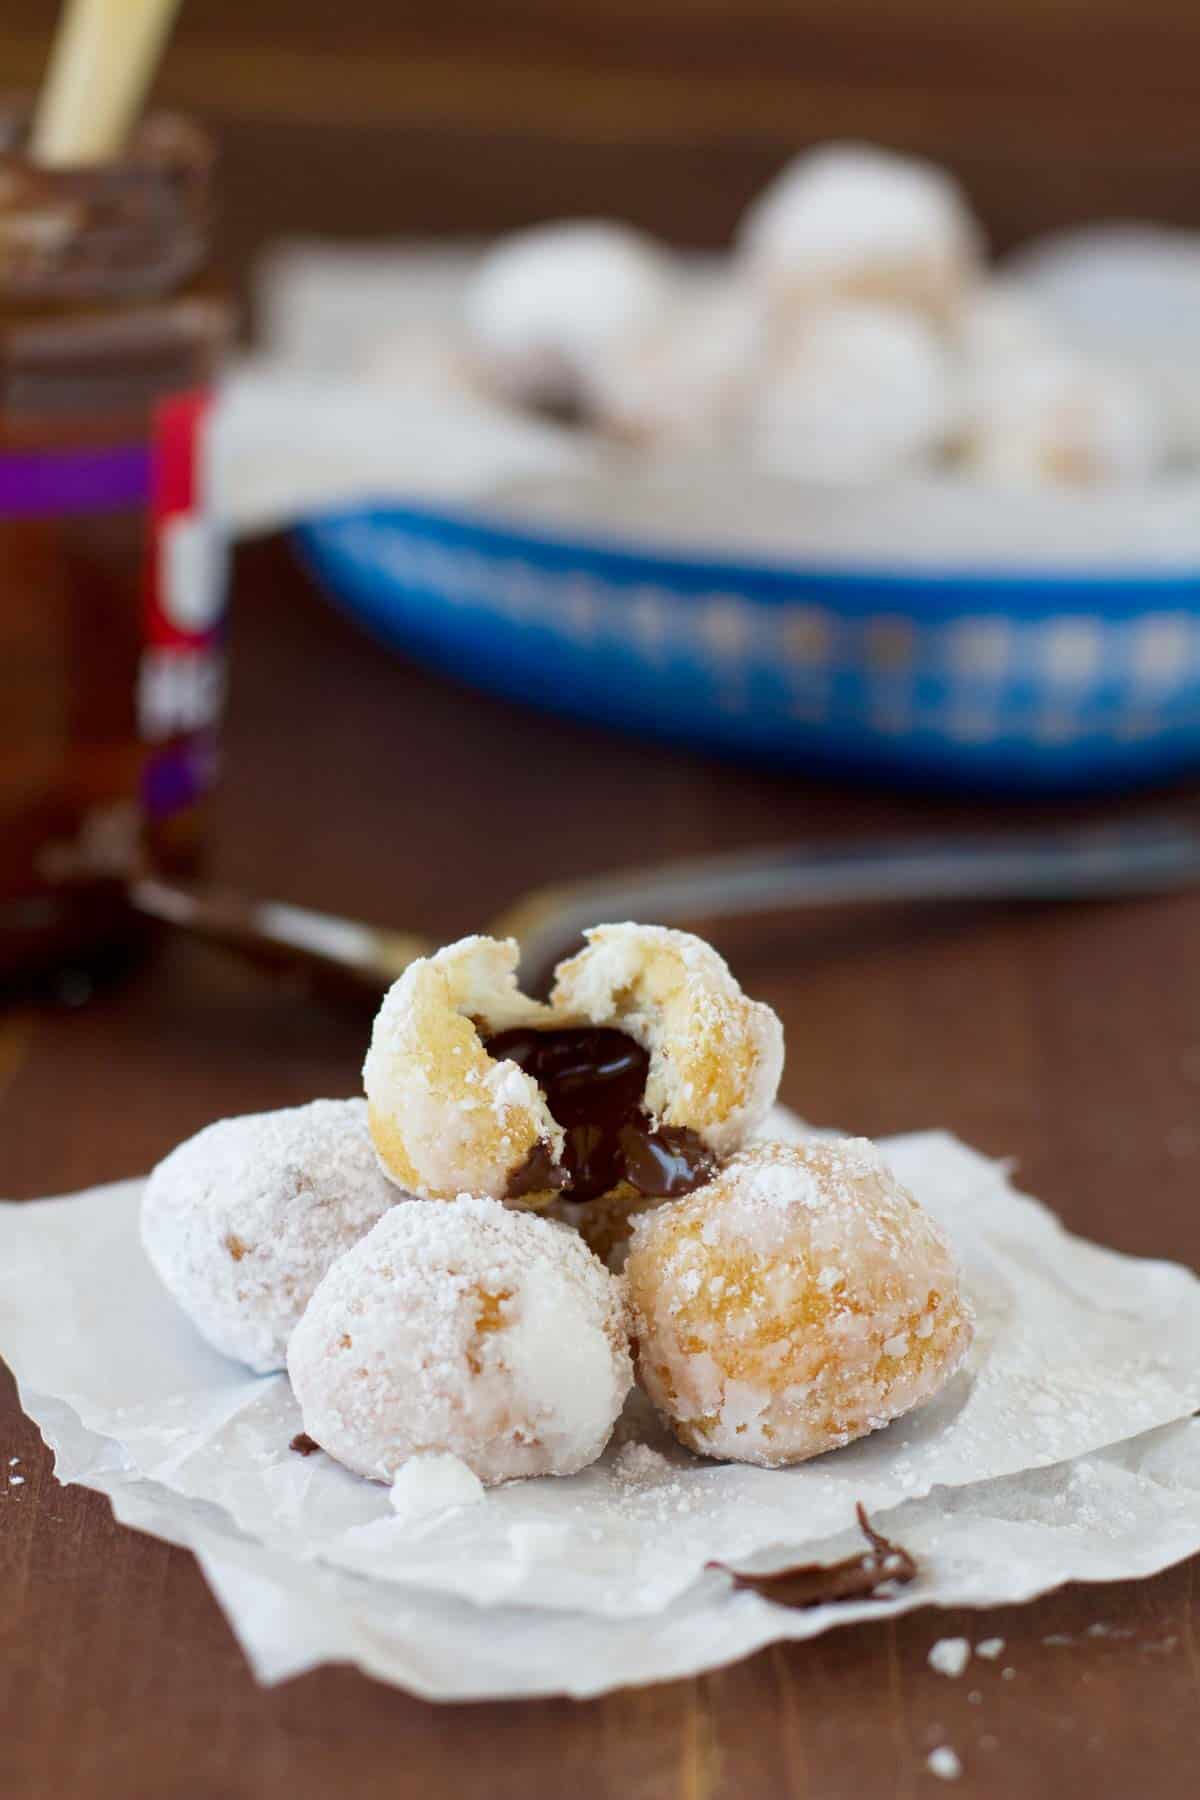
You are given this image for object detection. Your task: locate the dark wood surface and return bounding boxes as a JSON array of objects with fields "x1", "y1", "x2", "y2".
[
  {"x1": 1, "y1": 536, "x2": 1199, "y2": 1795},
  {"x1": 8, "y1": 0, "x2": 1200, "y2": 306}
]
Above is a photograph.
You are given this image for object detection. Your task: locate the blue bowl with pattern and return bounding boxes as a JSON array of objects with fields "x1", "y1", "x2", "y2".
[{"x1": 295, "y1": 497, "x2": 1200, "y2": 792}]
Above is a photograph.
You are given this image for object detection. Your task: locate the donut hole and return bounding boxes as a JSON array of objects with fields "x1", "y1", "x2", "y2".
[{"x1": 484, "y1": 1024, "x2": 717, "y2": 1204}]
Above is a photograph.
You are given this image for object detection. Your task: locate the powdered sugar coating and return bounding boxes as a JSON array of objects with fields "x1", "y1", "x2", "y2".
[
  {"x1": 738, "y1": 141, "x2": 982, "y2": 321},
  {"x1": 363, "y1": 936, "x2": 559, "y2": 1201},
  {"x1": 586, "y1": 278, "x2": 768, "y2": 452},
  {"x1": 625, "y1": 1137, "x2": 973, "y2": 1467},
  {"x1": 962, "y1": 345, "x2": 1162, "y2": 487},
  {"x1": 141, "y1": 1100, "x2": 401, "y2": 1374},
  {"x1": 746, "y1": 301, "x2": 957, "y2": 483},
  {"x1": 287, "y1": 1197, "x2": 632, "y2": 1485},
  {"x1": 464, "y1": 221, "x2": 677, "y2": 413},
  {"x1": 550, "y1": 924, "x2": 784, "y2": 1160}
]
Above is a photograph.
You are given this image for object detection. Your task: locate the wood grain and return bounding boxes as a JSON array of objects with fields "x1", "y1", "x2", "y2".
[
  {"x1": 7, "y1": 0, "x2": 1200, "y2": 297},
  {"x1": 1, "y1": 536, "x2": 1199, "y2": 1794}
]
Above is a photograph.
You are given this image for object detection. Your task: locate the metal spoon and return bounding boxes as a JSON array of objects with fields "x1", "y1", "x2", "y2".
[{"x1": 123, "y1": 814, "x2": 1200, "y2": 997}]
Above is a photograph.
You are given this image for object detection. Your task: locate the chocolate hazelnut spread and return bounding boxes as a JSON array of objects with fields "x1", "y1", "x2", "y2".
[
  {"x1": 486, "y1": 1025, "x2": 717, "y2": 1203},
  {"x1": 0, "y1": 110, "x2": 229, "y2": 985},
  {"x1": 707, "y1": 1505, "x2": 918, "y2": 1609}
]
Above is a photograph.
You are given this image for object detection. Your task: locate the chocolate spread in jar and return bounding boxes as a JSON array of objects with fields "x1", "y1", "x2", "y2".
[
  {"x1": 485, "y1": 1025, "x2": 717, "y2": 1203},
  {"x1": 0, "y1": 109, "x2": 229, "y2": 986}
]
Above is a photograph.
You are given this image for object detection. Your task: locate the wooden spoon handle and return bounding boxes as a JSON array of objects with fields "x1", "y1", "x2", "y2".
[{"x1": 31, "y1": 0, "x2": 183, "y2": 166}]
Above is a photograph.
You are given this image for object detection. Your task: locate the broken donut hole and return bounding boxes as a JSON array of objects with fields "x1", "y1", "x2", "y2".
[{"x1": 485, "y1": 1025, "x2": 718, "y2": 1204}]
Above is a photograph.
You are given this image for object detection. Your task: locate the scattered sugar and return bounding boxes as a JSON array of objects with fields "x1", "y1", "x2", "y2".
[
  {"x1": 975, "y1": 1636, "x2": 1005, "y2": 1659},
  {"x1": 8, "y1": 1474, "x2": 25, "y2": 1486},
  {"x1": 928, "y1": 1637, "x2": 971, "y2": 1678},
  {"x1": 884, "y1": 1332, "x2": 910, "y2": 1359},
  {"x1": 8, "y1": 1456, "x2": 19, "y2": 1466},
  {"x1": 927, "y1": 1747, "x2": 962, "y2": 1781},
  {"x1": 613, "y1": 1442, "x2": 675, "y2": 1486},
  {"x1": 1001, "y1": 1667, "x2": 1016, "y2": 1681}
]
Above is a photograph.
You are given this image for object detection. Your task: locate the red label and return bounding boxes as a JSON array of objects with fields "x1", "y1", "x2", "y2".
[{"x1": 138, "y1": 388, "x2": 227, "y2": 820}]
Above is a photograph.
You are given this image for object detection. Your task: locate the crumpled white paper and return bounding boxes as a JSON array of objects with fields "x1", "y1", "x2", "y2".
[
  {"x1": 21, "y1": 1390, "x2": 1200, "y2": 1701},
  {"x1": 3, "y1": 1118, "x2": 1200, "y2": 1694}
]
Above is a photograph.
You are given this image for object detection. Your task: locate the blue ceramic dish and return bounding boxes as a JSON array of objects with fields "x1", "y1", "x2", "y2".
[{"x1": 295, "y1": 500, "x2": 1200, "y2": 792}]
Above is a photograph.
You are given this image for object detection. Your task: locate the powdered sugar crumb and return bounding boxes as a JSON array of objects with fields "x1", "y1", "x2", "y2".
[
  {"x1": 928, "y1": 1637, "x2": 971, "y2": 1678},
  {"x1": 927, "y1": 1746, "x2": 962, "y2": 1780},
  {"x1": 389, "y1": 1452, "x2": 486, "y2": 1523},
  {"x1": 613, "y1": 1442, "x2": 675, "y2": 1486},
  {"x1": 975, "y1": 1636, "x2": 1005, "y2": 1659}
]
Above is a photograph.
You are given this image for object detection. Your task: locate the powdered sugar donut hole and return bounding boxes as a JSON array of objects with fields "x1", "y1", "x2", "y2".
[
  {"x1": 463, "y1": 220, "x2": 677, "y2": 415},
  {"x1": 584, "y1": 278, "x2": 768, "y2": 451},
  {"x1": 625, "y1": 1137, "x2": 973, "y2": 1467},
  {"x1": 738, "y1": 141, "x2": 982, "y2": 322},
  {"x1": 287, "y1": 1197, "x2": 632, "y2": 1485},
  {"x1": 364, "y1": 926, "x2": 783, "y2": 1213},
  {"x1": 961, "y1": 345, "x2": 1163, "y2": 486},
  {"x1": 141, "y1": 1099, "x2": 402, "y2": 1374},
  {"x1": 745, "y1": 300, "x2": 957, "y2": 482},
  {"x1": 958, "y1": 279, "x2": 1055, "y2": 370}
]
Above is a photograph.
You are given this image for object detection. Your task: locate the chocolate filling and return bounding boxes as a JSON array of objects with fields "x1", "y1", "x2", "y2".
[
  {"x1": 486, "y1": 1025, "x2": 717, "y2": 1205},
  {"x1": 289, "y1": 1432, "x2": 320, "y2": 1457}
]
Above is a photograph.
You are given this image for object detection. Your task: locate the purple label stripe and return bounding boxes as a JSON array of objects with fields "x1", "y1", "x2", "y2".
[{"x1": 0, "y1": 442, "x2": 151, "y2": 518}]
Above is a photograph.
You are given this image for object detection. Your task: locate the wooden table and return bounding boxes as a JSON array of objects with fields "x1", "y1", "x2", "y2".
[{"x1": 2, "y1": 537, "x2": 1199, "y2": 1796}]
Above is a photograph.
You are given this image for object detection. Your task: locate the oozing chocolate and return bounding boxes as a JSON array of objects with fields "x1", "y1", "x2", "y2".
[{"x1": 485, "y1": 1025, "x2": 717, "y2": 1204}]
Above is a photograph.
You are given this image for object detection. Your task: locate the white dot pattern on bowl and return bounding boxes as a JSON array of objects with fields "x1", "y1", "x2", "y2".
[{"x1": 314, "y1": 515, "x2": 1200, "y2": 771}]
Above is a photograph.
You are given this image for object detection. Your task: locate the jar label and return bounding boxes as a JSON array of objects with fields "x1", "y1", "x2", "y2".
[
  {"x1": 0, "y1": 441, "x2": 153, "y2": 516},
  {"x1": 138, "y1": 389, "x2": 227, "y2": 822}
]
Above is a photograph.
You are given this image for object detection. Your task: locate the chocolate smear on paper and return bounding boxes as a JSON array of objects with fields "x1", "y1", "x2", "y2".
[{"x1": 707, "y1": 1504, "x2": 917, "y2": 1609}]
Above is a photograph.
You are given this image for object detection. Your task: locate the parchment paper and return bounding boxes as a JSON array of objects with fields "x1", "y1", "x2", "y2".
[
  {"x1": 21, "y1": 1389, "x2": 1200, "y2": 1700},
  {"x1": 3, "y1": 1119, "x2": 1200, "y2": 1680}
]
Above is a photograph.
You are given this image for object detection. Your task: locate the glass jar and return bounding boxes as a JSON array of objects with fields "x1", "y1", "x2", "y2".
[{"x1": 0, "y1": 110, "x2": 231, "y2": 984}]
